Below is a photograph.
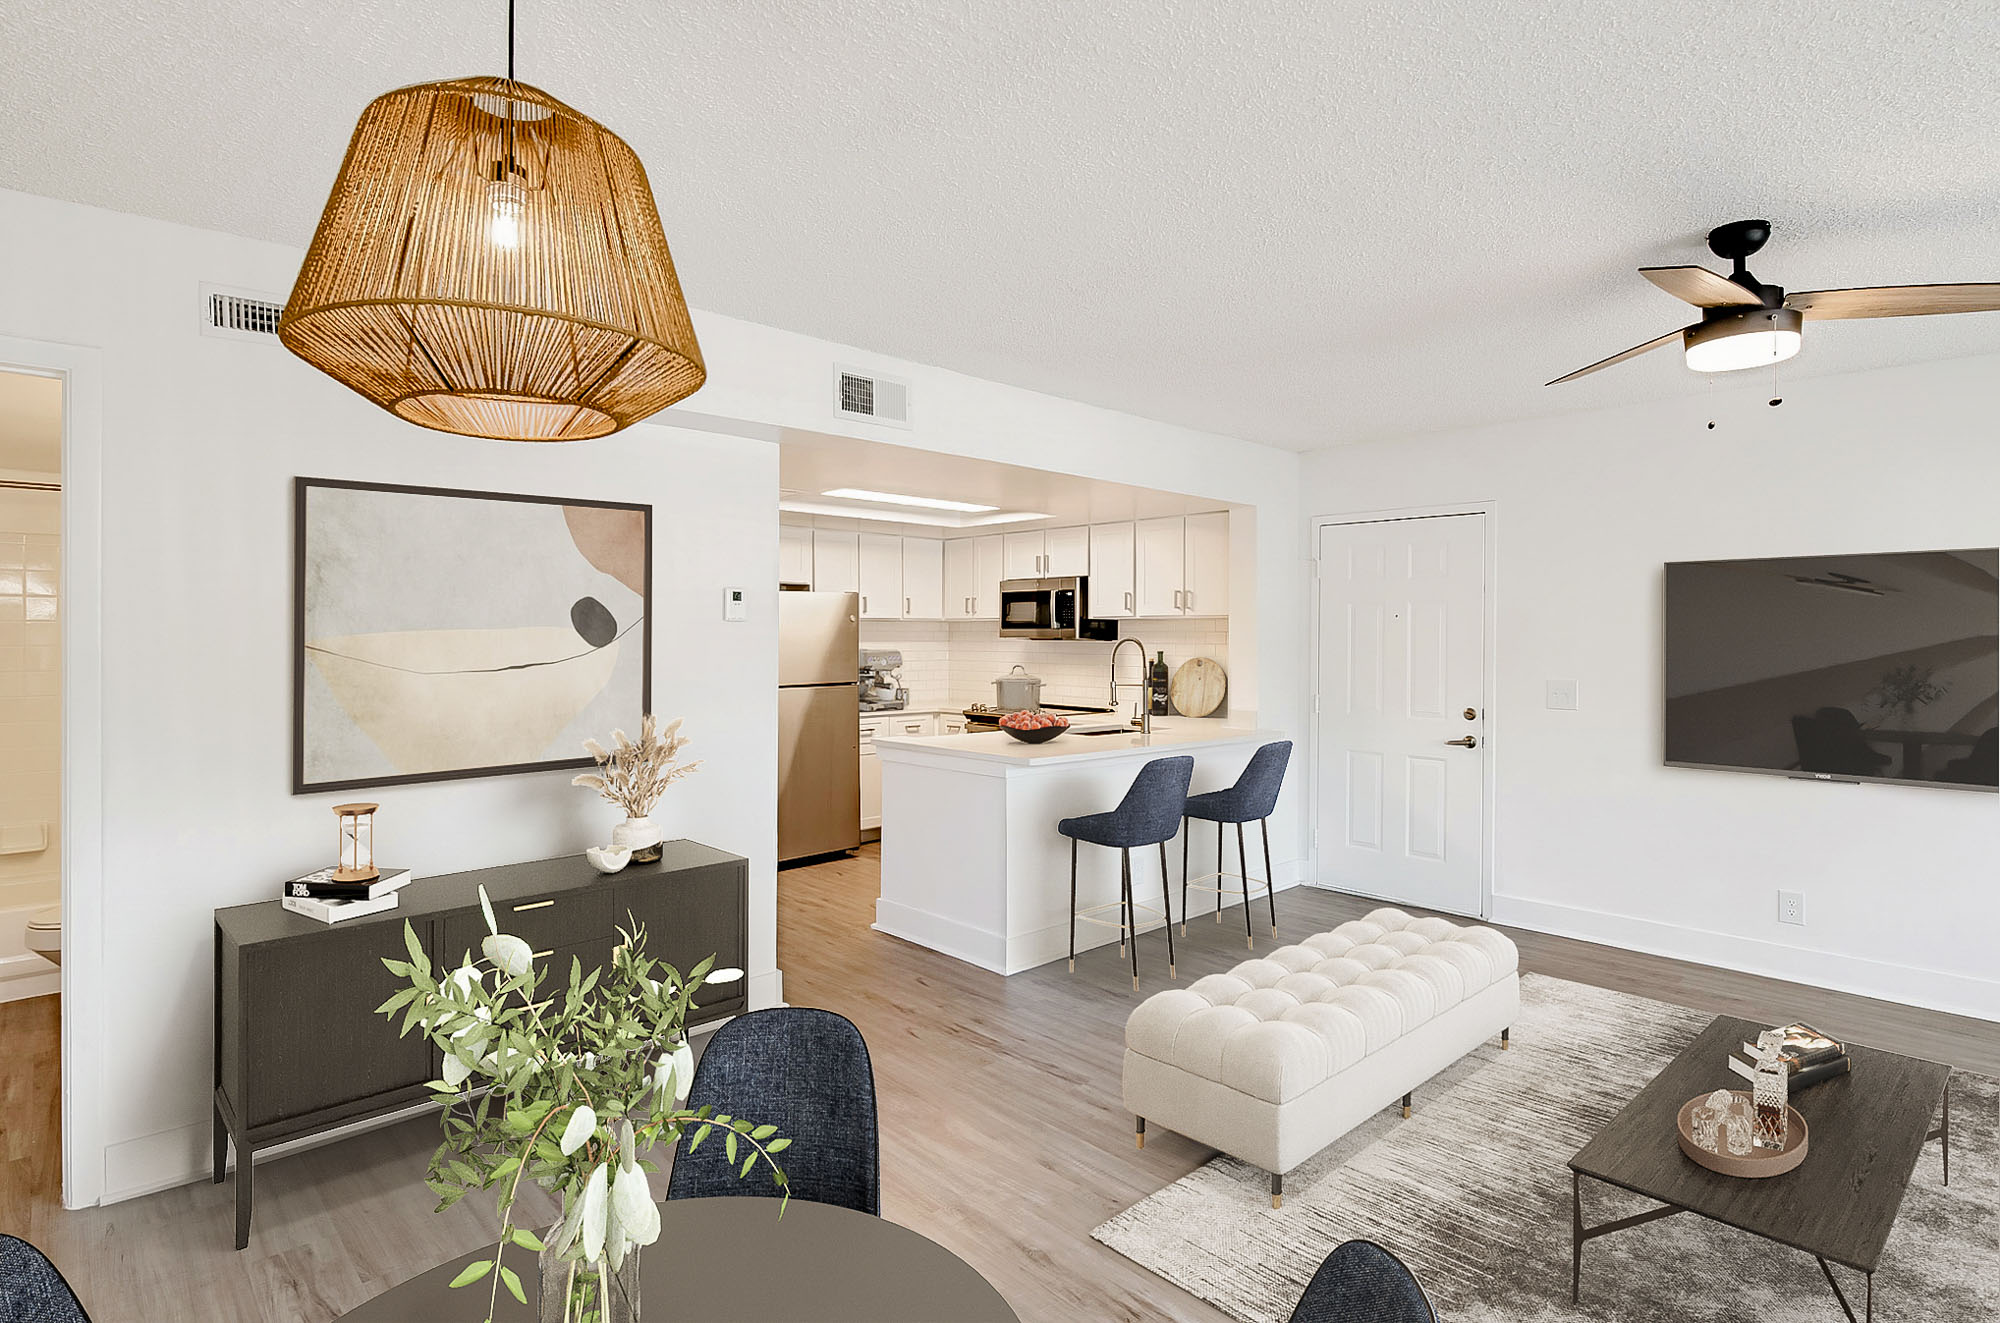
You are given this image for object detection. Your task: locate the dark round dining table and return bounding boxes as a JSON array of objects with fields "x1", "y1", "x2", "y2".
[{"x1": 338, "y1": 1196, "x2": 1019, "y2": 1321}]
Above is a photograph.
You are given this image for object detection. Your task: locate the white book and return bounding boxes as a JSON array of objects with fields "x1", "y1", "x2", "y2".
[{"x1": 281, "y1": 891, "x2": 402, "y2": 925}]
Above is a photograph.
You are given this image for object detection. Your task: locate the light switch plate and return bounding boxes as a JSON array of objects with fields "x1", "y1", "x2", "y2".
[
  {"x1": 1545, "y1": 679, "x2": 1579, "y2": 710},
  {"x1": 723, "y1": 588, "x2": 747, "y2": 622}
]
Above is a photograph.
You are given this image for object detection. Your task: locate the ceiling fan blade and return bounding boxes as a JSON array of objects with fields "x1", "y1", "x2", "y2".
[
  {"x1": 1640, "y1": 266, "x2": 1766, "y2": 308},
  {"x1": 1546, "y1": 328, "x2": 1684, "y2": 385},
  {"x1": 1784, "y1": 283, "x2": 2000, "y2": 319}
]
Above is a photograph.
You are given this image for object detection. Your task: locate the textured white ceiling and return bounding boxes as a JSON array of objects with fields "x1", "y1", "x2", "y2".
[{"x1": 3, "y1": 1, "x2": 1997, "y2": 450}]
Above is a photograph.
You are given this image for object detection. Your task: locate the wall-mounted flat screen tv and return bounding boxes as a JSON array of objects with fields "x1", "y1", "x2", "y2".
[{"x1": 1665, "y1": 549, "x2": 1998, "y2": 790}]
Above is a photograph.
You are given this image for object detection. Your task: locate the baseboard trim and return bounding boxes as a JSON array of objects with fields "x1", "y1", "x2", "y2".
[
  {"x1": 0, "y1": 955, "x2": 58, "y2": 1003},
  {"x1": 1490, "y1": 895, "x2": 2000, "y2": 1023}
]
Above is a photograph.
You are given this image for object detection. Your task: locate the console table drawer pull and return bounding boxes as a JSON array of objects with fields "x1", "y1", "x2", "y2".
[{"x1": 513, "y1": 900, "x2": 556, "y2": 912}]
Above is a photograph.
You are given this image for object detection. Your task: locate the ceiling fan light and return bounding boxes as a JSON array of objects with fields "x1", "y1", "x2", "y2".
[{"x1": 1683, "y1": 307, "x2": 1803, "y2": 374}]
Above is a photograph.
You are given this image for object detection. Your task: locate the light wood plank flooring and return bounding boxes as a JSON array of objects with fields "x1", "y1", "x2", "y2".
[{"x1": 2, "y1": 849, "x2": 1992, "y2": 1321}]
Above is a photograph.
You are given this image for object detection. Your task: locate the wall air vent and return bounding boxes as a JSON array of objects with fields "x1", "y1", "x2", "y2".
[
  {"x1": 200, "y1": 283, "x2": 287, "y2": 343},
  {"x1": 833, "y1": 365, "x2": 911, "y2": 428}
]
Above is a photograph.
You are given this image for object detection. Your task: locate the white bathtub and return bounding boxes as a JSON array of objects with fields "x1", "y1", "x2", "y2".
[{"x1": 0, "y1": 879, "x2": 60, "y2": 1003}]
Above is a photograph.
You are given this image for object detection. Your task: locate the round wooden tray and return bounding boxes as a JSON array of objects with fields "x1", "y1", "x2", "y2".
[
  {"x1": 1169, "y1": 657, "x2": 1227, "y2": 717},
  {"x1": 1676, "y1": 1090, "x2": 1808, "y2": 1178}
]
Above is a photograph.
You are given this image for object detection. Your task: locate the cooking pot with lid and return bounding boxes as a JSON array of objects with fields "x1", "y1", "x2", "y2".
[{"x1": 993, "y1": 664, "x2": 1043, "y2": 711}]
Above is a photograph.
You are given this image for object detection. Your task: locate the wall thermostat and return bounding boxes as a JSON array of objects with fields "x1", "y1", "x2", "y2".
[{"x1": 724, "y1": 588, "x2": 747, "y2": 622}]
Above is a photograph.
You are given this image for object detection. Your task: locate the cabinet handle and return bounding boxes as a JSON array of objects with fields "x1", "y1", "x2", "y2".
[
  {"x1": 1185, "y1": 590, "x2": 1194, "y2": 611},
  {"x1": 1125, "y1": 590, "x2": 1133, "y2": 611},
  {"x1": 512, "y1": 900, "x2": 555, "y2": 912},
  {"x1": 904, "y1": 596, "x2": 911, "y2": 614},
  {"x1": 1173, "y1": 589, "x2": 1182, "y2": 610},
  {"x1": 861, "y1": 595, "x2": 868, "y2": 612},
  {"x1": 531, "y1": 949, "x2": 554, "y2": 960}
]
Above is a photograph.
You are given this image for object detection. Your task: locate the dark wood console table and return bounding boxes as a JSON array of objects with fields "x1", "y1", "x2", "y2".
[{"x1": 213, "y1": 840, "x2": 748, "y2": 1249}]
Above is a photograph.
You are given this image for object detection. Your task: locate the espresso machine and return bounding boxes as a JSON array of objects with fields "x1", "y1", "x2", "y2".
[{"x1": 859, "y1": 650, "x2": 908, "y2": 712}]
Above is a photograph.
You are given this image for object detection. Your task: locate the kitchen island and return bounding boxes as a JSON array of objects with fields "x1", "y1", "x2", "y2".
[{"x1": 871, "y1": 720, "x2": 1288, "y2": 974}]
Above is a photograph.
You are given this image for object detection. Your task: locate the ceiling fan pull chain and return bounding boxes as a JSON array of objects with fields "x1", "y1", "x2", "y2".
[{"x1": 1768, "y1": 315, "x2": 1784, "y2": 407}]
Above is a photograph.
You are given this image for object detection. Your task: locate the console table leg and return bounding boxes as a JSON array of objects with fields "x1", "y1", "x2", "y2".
[
  {"x1": 1943, "y1": 1077, "x2": 1950, "y2": 1187},
  {"x1": 212, "y1": 1106, "x2": 228, "y2": 1185},
  {"x1": 234, "y1": 1148, "x2": 253, "y2": 1251}
]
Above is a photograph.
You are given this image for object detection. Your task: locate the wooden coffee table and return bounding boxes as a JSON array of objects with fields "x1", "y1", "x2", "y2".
[{"x1": 1568, "y1": 1016, "x2": 1950, "y2": 1323}]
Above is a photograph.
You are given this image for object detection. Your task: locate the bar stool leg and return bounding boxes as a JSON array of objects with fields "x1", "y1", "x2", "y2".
[
  {"x1": 1179, "y1": 816, "x2": 1189, "y2": 935},
  {"x1": 1122, "y1": 848, "x2": 1138, "y2": 989},
  {"x1": 1260, "y1": 817, "x2": 1277, "y2": 932},
  {"x1": 1237, "y1": 821, "x2": 1253, "y2": 949},
  {"x1": 1215, "y1": 823, "x2": 1223, "y2": 924},
  {"x1": 1158, "y1": 841, "x2": 1176, "y2": 979},
  {"x1": 1068, "y1": 836, "x2": 1078, "y2": 973}
]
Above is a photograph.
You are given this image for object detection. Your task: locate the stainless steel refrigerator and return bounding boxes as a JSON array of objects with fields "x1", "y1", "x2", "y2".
[{"x1": 778, "y1": 592, "x2": 861, "y2": 862}]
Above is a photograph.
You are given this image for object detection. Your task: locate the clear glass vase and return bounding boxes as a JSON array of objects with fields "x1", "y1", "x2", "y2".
[{"x1": 539, "y1": 1243, "x2": 641, "y2": 1323}]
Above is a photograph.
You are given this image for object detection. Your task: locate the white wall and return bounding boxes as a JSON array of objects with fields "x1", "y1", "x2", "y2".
[
  {"x1": 1302, "y1": 353, "x2": 2000, "y2": 1020},
  {"x1": 0, "y1": 184, "x2": 1310, "y2": 1202}
]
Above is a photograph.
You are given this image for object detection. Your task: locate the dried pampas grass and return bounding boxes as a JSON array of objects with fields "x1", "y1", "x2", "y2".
[{"x1": 572, "y1": 714, "x2": 702, "y2": 818}]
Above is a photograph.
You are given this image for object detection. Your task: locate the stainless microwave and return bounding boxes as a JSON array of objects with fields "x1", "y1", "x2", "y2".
[{"x1": 997, "y1": 576, "x2": 1118, "y2": 641}]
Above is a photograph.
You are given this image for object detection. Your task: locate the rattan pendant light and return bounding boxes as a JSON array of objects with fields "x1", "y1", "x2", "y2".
[{"x1": 279, "y1": 4, "x2": 704, "y2": 441}]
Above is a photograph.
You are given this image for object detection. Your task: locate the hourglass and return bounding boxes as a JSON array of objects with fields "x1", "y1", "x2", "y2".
[{"x1": 332, "y1": 803, "x2": 380, "y2": 882}]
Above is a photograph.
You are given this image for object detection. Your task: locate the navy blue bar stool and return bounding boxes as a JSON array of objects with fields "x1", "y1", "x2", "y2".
[
  {"x1": 1182, "y1": 740, "x2": 1292, "y2": 948},
  {"x1": 1058, "y1": 755, "x2": 1194, "y2": 988}
]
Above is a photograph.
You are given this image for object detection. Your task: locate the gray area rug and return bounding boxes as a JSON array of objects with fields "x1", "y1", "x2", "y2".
[{"x1": 1093, "y1": 973, "x2": 1997, "y2": 1322}]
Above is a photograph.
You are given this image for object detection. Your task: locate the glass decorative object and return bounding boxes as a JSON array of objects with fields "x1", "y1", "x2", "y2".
[
  {"x1": 1692, "y1": 1089, "x2": 1734, "y2": 1154},
  {"x1": 1721, "y1": 1107, "x2": 1754, "y2": 1156},
  {"x1": 332, "y1": 802, "x2": 379, "y2": 882},
  {"x1": 540, "y1": 1239, "x2": 641, "y2": 1323},
  {"x1": 1752, "y1": 1029, "x2": 1790, "y2": 1151}
]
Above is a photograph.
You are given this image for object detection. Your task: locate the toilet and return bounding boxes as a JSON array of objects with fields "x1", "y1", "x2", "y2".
[{"x1": 25, "y1": 906, "x2": 61, "y2": 966}]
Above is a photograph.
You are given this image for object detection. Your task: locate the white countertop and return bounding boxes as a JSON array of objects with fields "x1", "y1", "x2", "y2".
[{"x1": 873, "y1": 720, "x2": 1282, "y2": 767}]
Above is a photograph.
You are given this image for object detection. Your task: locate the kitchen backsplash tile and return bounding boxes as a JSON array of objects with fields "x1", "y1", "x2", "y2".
[
  {"x1": 858, "y1": 617, "x2": 1230, "y2": 716},
  {"x1": 857, "y1": 619, "x2": 951, "y2": 708}
]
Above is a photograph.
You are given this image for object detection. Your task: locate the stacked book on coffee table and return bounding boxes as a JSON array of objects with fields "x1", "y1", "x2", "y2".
[
  {"x1": 280, "y1": 866, "x2": 413, "y2": 924},
  {"x1": 1729, "y1": 1022, "x2": 1851, "y2": 1091}
]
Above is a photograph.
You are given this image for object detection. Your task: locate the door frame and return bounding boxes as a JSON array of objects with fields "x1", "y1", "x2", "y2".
[
  {"x1": 0, "y1": 335, "x2": 107, "y2": 1208},
  {"x1": 1307, "y1": 501, "x2": 1498, "y2": 919}
]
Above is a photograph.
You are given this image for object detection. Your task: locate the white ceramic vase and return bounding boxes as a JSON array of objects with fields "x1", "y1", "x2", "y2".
[{"x1": 611, "y1": 814, "x2": 664, "y2": 863}]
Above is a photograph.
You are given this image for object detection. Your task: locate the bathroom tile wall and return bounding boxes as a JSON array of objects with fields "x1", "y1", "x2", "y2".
[{"x1": 0, "y1": 483, "x2": 61, "y2": 897}]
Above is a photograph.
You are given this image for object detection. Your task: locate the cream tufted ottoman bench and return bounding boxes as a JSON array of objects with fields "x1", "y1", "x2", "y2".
[{"x1": 1123, "y1": 907, "x2": 1519, "y2": 1207}]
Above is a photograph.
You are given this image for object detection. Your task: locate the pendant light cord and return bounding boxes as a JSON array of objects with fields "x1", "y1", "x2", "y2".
[{"x1": 507, "y1": 0, "x2": 516, "y2": 80}]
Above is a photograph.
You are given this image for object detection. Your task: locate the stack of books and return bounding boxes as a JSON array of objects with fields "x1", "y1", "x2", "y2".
[
  {"x1": 280, "y1": 866, "x2": 413, "y2": 924},
  {"x1": 1731, "y1": 1022, "x2": 1851, "y2": 1091}
]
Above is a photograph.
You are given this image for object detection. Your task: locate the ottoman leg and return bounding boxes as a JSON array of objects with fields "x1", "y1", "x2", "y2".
[
  {"x1": 1271, "y1": 1171, "x2": 1283, "y2": 1210},
  {"x1": 1135, "y1": 1117, "x2": 1146, "y2": 1149},
  {"x1": 1402, "y1": 1091, "x2": 1413, "y2": 1119},
  {"x1": 1502, "y1": 1027, "x2": 1511, "y2": 1050}
]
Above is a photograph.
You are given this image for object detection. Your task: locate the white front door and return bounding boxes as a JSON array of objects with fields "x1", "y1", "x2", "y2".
[{"x1": 1314, "y1": 513, "x2": 1488, "y2": 916}]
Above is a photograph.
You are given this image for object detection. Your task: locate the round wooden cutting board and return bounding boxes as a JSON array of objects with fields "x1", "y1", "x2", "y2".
[{"x1": 1170, "y1": 657, "x2": 1227, "y2": 718}]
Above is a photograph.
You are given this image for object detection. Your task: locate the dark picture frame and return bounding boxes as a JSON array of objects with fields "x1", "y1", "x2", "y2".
[{"x1": 292, "y1": 477, "x2": 653, "y2": 794}]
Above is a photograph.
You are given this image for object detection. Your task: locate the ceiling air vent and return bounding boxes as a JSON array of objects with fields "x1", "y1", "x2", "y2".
[
  {"x1": 833, "y1": 365, "x2": 911, "y2": 428},
  {"x1": 200, "y1": 283, "x2": 286, "y2": 343}
]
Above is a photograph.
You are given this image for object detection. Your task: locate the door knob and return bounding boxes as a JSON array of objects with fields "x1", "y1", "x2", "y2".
[{"x1": 1445, "y1": 736, "x2": 1479, "y2": 748}]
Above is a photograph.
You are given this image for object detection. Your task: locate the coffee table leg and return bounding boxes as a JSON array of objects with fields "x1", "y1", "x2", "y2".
[
  {"x1": 1928, "y1": 1074, "x2": 1951, "y2": 1187},
  {"x1": 1570, "y1": 1170, "x2": 1582, "y2": 1303}
]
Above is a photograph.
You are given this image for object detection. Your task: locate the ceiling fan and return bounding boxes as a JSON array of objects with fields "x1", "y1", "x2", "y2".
[{"x1": 1548, "y1": 219, "x2": 2000, "y2": 385}]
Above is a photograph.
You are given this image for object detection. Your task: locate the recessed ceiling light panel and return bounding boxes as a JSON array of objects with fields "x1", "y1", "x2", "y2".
[{"x1": 820, "y1": 488, "x2": 999, "y2": 513}]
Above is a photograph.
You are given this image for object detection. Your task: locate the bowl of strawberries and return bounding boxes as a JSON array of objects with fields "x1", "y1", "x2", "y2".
[{"x1": 998, "y1": 710, "x2": 1069, "y2": 743}]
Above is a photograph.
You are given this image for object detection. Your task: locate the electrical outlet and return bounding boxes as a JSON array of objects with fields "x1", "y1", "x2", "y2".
[
  {"x1": 1544, "y1": 679, "x2": 1579, "y2": 710},
  {"x1": 1778, "y1": 890, "x2": 1805, "y2": 926}
]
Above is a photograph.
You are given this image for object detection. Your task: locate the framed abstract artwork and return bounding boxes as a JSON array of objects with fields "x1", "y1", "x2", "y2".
[{"x1": 293, "y1": 477, "x2": 652, "y2": 793}]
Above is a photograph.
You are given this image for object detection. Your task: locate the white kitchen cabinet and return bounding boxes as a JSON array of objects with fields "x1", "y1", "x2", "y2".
[
  {"x1": 1182, "y1": 511, "x2": 1229, "y2": 617},
  {"x1": 1000, "y1": 527, "x2": 1090, "y2": 579},
  {"x1": 779, "y1": 525, "x2": 814, "y2": 587},
  {"x1": 857, "y1": 534, "x2": 902, "y2": 619},
  {"x1": 1045, "y1": 525, "x2": 1089, "y2": 576},
  {"x1": 900, "y1": 538, "x2": 945, "y2": 619},
  {"x1": 1134, "y1": 517, "x2": 1185, "y2": 617},
  {"x1": 1002, "y1": 531, "x2": 1044, "y2": 580},
  {"x1": 859, "y1": 716, "x2": 886, "y2": 832},
  {"x1": 939, "y1": 714, "x2": 968, "y2": 735},
  {"x1": 946, "y1": 534, "x2": 1004, "y2": 619},
  {"x1": 888, "y1": 713, "x2": 936, "y2": 738},
  {"x1": 1088, "y1": 522, "x2": 1136, "y2": 618},
  {"x1": 813, "y1": 530, "x2": 859, "y2": 594}
]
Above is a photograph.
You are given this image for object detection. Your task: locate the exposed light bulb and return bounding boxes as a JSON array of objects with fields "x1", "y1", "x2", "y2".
[{"x1": 489, "y1": 178, "x2": 525, "y2": 249}]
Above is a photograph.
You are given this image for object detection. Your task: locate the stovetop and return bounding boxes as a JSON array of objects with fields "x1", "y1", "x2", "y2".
[{"x1": 963, "y1": 701, "x2": 1120, "y2": 723}]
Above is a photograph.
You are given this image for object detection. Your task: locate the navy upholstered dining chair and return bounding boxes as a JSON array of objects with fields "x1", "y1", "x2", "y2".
[
  {"x1": 1288, "y1": 1239, "x2": 1438, "y2": 1323},
  {"x1": 1058, "y1": 755, "x2": 1195, "y2": 988},
  {"x1": 0, "y1": 1235, "x2": 92, "y2": 1323},
  {"x1": 1183, "y1": 739, "x2": 1292, "y2": 948},
  {"x1": 665, "y1": 1008, "x2": 880, "y2": 1215}
]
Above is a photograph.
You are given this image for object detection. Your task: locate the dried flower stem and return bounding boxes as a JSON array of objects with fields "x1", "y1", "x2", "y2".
[{"x1": 572, "y1": 713, "x2": 701, "y2": 818}]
